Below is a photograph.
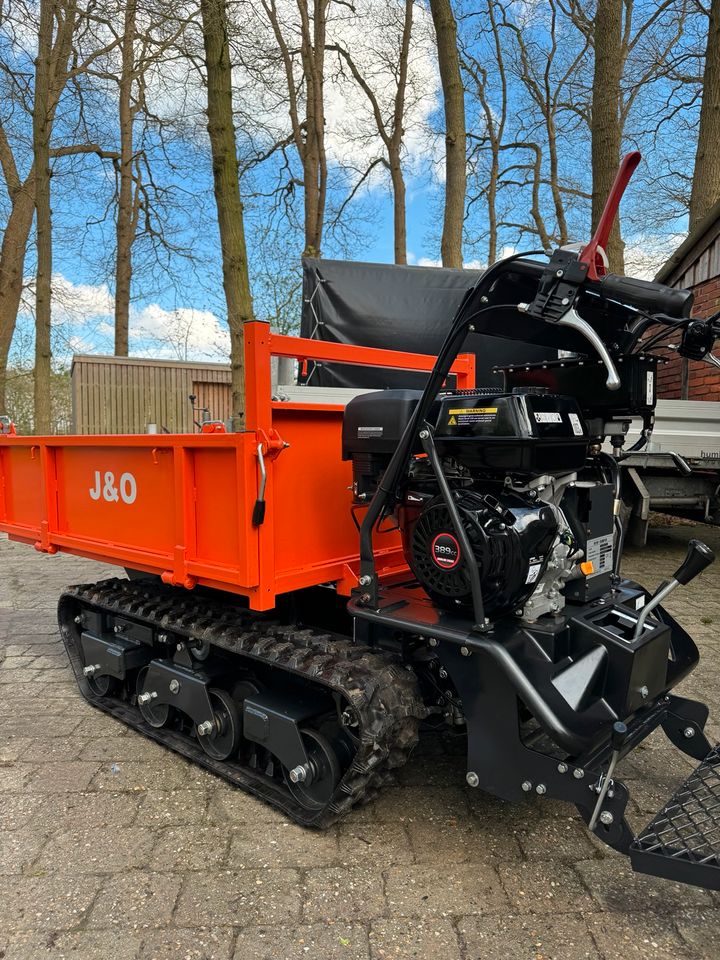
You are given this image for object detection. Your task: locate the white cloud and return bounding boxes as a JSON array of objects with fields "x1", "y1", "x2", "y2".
[
  {"x1": 131, "y1": 303, "x2": 229, "y2": 362},
  {"x1": 18, "y1": 273, "x2": 230, "y2": 364}
]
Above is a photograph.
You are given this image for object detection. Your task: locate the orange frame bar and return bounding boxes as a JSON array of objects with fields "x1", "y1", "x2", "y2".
[{"x1": 270, "y1": 333, "x2": 476, "y2": 387}]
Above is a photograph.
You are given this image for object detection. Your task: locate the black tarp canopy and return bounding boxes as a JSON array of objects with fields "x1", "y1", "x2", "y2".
[{"x1": 299, "y1": 257, "x2": 553, "y2": 390}]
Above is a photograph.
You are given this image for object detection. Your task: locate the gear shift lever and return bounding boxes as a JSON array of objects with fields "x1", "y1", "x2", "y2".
[{"x1": 633, "y1": 539, "x2": 715, "y2": 641}]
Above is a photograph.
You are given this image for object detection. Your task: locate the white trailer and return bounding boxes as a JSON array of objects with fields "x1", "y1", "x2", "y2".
[{"x1": 620, "y1": 399, "x2": 720, "y2": 544}]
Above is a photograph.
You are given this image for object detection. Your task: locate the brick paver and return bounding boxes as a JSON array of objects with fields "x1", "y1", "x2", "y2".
[{"x1": 2, "y1": 521, "x2": 720, "y2": 959}]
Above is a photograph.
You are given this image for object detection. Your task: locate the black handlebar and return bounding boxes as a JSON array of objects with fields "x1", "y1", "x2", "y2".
[{"x1": 599, "y1": 274, "x2": 694, "y2": 319}]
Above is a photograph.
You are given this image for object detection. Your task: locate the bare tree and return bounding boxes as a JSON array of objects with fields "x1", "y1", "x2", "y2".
[
  {"x1": 200, "y1": 0, "x2": 254, "y2": 427},
  {"x1": 330, "y1": 0, "x2": 415, "y2": 264},
  {"x1": 689, "y1": 0, "x2": 720, "y2": 229},
  {"x1": 114, "y1": 0, "x2": 139, "y2": 357},
  {"x1": 33, "y1": 0, "x2": 56, "y2": 433},
  {"x1": 429, "y1": 0, "x2": 466, "y2": 267},
  {"x1": 589, "y1": 0, "x2": 624, "y2": 271},
  {"x1": 107, "y1": 1, "x2": 192, "y2": 356},
  {"x1": 0, "y1": 0, "x2": 121, "y2": 423},
  {"x1": 257, "y1": 0, "x2": 329, "y2": 257}
]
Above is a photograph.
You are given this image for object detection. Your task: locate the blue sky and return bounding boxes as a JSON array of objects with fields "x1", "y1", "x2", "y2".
[{"x1": 4, "y1": 0, "x2": 703, "y2": 369}]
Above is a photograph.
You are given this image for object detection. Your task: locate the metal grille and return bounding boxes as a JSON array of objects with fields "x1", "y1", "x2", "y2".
[{"x1": 633, "y1": 747, "x2": 720, "y2": 864}]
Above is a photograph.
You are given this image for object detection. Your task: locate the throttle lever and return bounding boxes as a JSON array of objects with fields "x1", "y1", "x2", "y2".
[{"x1": 633, "y1": 539, "x2": 715, "y2": 641}]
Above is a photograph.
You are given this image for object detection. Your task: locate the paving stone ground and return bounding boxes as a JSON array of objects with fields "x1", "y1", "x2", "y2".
[{"x1": 2, "y1": 519, "x2": 720, "y2": 959}]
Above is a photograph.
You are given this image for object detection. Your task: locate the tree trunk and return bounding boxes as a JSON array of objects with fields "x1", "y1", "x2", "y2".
[
  {"x1": 487, "y1": 150, "x2": 498, "y2": 264},
  {"x1": 591, "y1": 0, "x2": 624, "y2": 273},
  {"x1": 299, "y1": 0, "x2": 328, "y2": 257},
  {"x1": 33, "y1": 0, "x2": 54, "y2": 434},
  {"x1": 0, "y1": 182, "x2": 35, "y2": 415},
  {"x1": 690, "y1": 0, "x2": 720, "y2": 230},
  {"x1": 114, "y1": 0, "x2": 138, "y2": 357},
  {"x1": 429, "y1": 0, "x2": 466, "y2": 268},
  {"x1": 389, "y1": 151, "x2": 407, "y2": 265},
  {"x1": 200, "y1": 0, "x2": 254, "y2": 428}
]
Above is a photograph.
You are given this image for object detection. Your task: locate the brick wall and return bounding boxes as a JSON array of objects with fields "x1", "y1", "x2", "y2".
[{"x1": 656, "y1": 276, "x2": 720, "y2": 399}]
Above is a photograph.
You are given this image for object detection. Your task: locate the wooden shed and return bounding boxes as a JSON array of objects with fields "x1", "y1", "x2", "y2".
[
  {"x1": 655, "y1": 199, "x2": 720, "y2": 400},
  {"x1": 71, "y1": 355, "x2": 232, "y2": 434}
]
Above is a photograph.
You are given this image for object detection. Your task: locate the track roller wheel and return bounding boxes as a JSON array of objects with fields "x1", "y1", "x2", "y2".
[
  {"x1": 197, "y1": 688, "x2": 241, "y2": 761},
  {"x1": 285, "y1": 728, "x2": 341, "y2": 812},
  {"x1": 136, "y1": 666, "x2": 170, "y2": 728},
  {"x1": 86, "y1": 673, "x2": 118, "y2": 698}
]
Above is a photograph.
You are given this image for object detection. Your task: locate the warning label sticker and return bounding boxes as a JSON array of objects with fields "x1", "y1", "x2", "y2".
[
  {"x1": 586, "y1": 533, "x2": 613, "y2": 577},
  {"x1": 534, "y1": 411, "x2": 562, "y2": 424},
  {"x1": 448, "y1": 406, "x2": 497, "y2": 425}
]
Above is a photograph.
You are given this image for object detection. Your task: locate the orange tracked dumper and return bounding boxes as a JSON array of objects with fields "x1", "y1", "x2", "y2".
[{"x1": 3, "y1": 155, "x2": 720, "y2": 890}]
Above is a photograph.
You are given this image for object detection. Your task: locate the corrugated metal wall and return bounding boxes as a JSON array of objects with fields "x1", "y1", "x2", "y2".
[{"x1": 71, "y1": 355, "x2": 232, "y2": 434}]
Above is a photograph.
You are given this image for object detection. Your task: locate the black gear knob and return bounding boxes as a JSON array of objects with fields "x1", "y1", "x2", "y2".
[{"x1": 674, "y1": 539, "x2": 715, "y2": 586}]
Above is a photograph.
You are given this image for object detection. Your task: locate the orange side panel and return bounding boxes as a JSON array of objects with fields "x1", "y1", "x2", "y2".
[
  {"x1": 0, "y1": 445, "x2": 44, "y2": 534},
  {"x1": 0, "y1": 435, "x2": 260, "y2": 596},
  {"x1": 270, "y1": 408, "x2": 405, "y2": 592},
  {"x1": 56, "y1": 445, "x2": 176, "y2": 558},
  {"x1": 194, "y1": 448, "x2": 247, "y2": 572}
]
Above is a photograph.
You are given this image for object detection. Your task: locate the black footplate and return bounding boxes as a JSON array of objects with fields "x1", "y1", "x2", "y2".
[{"x1": 630, "y1": 746, "x2": 720, "y2": 890}]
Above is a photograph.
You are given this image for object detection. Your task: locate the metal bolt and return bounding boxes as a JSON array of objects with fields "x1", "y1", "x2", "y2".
[
  {"x1": 561, "y1": 297, "x2": 570, "y2": 306},
  {"x1": 573, "y1": 768, "x2": 585, "y2": 780},
  {"x1": 556, "y1": 269, "x2": 564, "y2": 277},
  {"x1": 599, "y1": 810, "x2": 614, "y2": 826},
  {"x1": 639, "y1": 685, "x2": 649, "y2": 699},
  {"x1": 521, "y1": 780, "x2": 533, "y2": 792},
  {"x1": 169, "y1": 679, "x2": 180, "y2": 694},
  {"x1": 360, "y1": 593, "x2": 371, "y2": 604},
  {"x1": 466, "y1": 771, "x2": 479, "y2": 788},
  {"x1": 536, "y1": 784, "x2": 547, "y2": 795},
  {"x1": 289, "y1": 764, "x2": 310, "y2": 784},
  {"x1": 684, "y1": 726, "x2": 695, "y2": 739},
  {"x1": 74, "y1": 615, "x2": 83, "y2": 625},
  {"x1": 438, "y1": 667, "x2": 448, "y2": 679},
  {"x1": 197, "y1": 720, "x2": 214, "y2": 737},
  {"x1": 138, "y1": 691, "x2": 158, "y2": 705},
  {"x1": 176, "y1": 642, "x2": 184, "y2": 652},
  {"x1": 557, "y1": 762, "x2": 568, "y2": 774},
  {"x1": 419, "y1": 429, "x2": 430, "y2": 440},
  {"x1": 468, "y1": 324, "x2": 476, "y2": 332},
  {"x1": 341, "y1": 708, "x2": 359, "y2": 728},
  {"x1": 83, "y1": 664, "x2": 101, "y2": 677},
  {"x1": 480, "y1": 295, "x2": 489, "y2": 304},
  {"x1": 358, "y1": 575, "x2": 372, "y2": 586},
  {"x1": 460, "y1": 646, "x2": 470, "y2": 657},
  {"x1": 158, "y1": 633, "x2": 168, "y2": 643},
  {"x1": 428, "y1": 638, "x2": 439, "y2": 648},
  {"x1": 113, "y1": 624, "x2": 124, "y2": 634}
]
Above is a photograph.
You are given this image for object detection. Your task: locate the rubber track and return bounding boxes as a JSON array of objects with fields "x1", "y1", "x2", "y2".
[{"x1": 58, "y1": 578, "x2": 425, "y2": 828}]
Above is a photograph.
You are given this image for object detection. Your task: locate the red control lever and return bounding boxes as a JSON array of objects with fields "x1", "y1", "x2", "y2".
[{"x1": 579, "y1": 151, "x2": 641, "y2": 281}]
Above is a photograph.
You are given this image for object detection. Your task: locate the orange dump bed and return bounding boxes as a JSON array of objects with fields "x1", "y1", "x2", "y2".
[{"x1": 0, "y1": 324, "x2": 475, "y2": 610}]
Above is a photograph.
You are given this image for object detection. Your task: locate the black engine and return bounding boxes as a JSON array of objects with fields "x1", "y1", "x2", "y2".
[
  {"x1": 342, "y1": 387, "x2": 591, "y2": 616},
  {"x1": 399, "y1": 489, "x2": 559, "y2": 614}
]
